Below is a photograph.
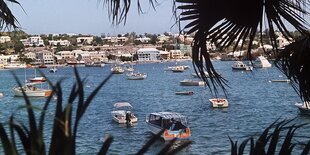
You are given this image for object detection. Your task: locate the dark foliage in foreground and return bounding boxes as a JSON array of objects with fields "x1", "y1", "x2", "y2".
[
  {"x1": 0, "y1": 68, "x2": 190, "y2": 154},
  {"x1": 230, "y1": 119, "x2": 310, "y2": 155}
]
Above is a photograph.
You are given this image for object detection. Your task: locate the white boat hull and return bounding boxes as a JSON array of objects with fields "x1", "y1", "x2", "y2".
[
  {"x1": 209, "y1": 98, "x2": 229, "y2": 108},
  {"x1": 12, "y1": 87, "x2": 52, "y2": 97},
  {"x1": 111, "y1": 110, "x2": 138, "y2": 124},
  {"x1": 295, "y1": 103, "x2": 310, "y2": 116}
]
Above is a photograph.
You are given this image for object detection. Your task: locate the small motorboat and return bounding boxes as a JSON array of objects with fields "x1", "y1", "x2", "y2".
[
  {"x1": 271, "y1": 79, "x2": 290, "y2": 83},
  {"x1": 175, "y1": 91, "x2": 194, "y2": 95},
  {"x1": 171, "y1": 66, "x2": 185, "y2": 72},
  {"x1": 209, "y1": 98, "x2": 229, "y2": 108},
  {"x1": 232, "y1": 61, "x2": 253, "y2": 71},
  {"x1": 111, "y1": 102, "x2": 138, "y2": 124},
  {"x1": 295, "y1": 101, "x2": 310, "y2": 116},
  {"x1": 180, "y1": 80, "x2": 205, "y2": 86},
  {"x1": 111, "y1": 66, "x2": 124, "y2": 74},
  {"x1": 127, "y1": 72, "x2": 147, "y2": 80},
  {"x1": 146, "y1": 112, "x2": 191, "y2": 141},
  {"x1": 49, "y1": 67, "x2": 58, "y2": 73}
]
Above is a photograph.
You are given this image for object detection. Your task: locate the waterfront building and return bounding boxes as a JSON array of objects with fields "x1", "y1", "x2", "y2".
[
  {"x1": 57, "y1": 51, "x2": 74, "y2": 59},
  {"x1": 170, "y1": 50, "x2": 184, "y2": 59},
  {"x1": 0, "y1": 36, "x2": 11, "y2": 43},
  {"x1": 136, "y1": 48, "x2": 160, "y2": 61},
  {"x1": 159, "y1": 50, "x2": 170, "y2": 60},
  {"x1": 36, "y1": 50, "x2": 54, "y2": 65}
]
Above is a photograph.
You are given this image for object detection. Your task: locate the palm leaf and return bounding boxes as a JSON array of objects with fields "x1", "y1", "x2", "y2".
[{"x1": 98, "y1": 135, "x2": 113, "y2": 155}]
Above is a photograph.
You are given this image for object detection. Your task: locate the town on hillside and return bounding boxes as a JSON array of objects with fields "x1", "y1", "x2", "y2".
[{"x1": 0, "y1": 30, "x2": 299, "y2": 68}]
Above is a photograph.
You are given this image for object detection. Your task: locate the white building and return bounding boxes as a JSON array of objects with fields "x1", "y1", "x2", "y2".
[
  {"x1": 276, "y1": 36, "x2": 291, "y2": 48},
  {"x1": 57, "y1": 51, "x2": 74, "y2": 59},
  {"x1": 88, "y1": 51, "x2": 108, "y2": 62},
  {"x1": 157, "y1": 35, "x2": 170, "y2": 44},
  {"x1": 170, "y1": 50, "x2": 184, "y2": 59},
  {"x1": 49, "y1": 40, "x2": 71, "y2": 46},
  {"x1": 24, "y1": 52, "x2": 36, "y2": 60},
  {"x1": 36, "y1": 50, "x2": 54, "y2": 64},
  {"x1": 103, "y1": 36, "x2": 128, "y2": 44},
  {"x1": 21, "y1": 36, "x2": 45, "y2": 47},
  {"x1": 0, "y1": 36, "x2": 11, "y2": 43},
  {"x1": 0, "y1": 55, "x2": 10, "y2": 64},
  {"x1": 136, "y1": 48, "x2": 160, "y2": 61},
  {"x1": 76, "y1": 37, "x2": 93, "y2": 45},
  {"x1": 135, "y1": 37, "x2": 151, "y2": 43}
]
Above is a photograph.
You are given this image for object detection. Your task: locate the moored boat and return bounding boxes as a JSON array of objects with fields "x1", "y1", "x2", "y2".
[
  {"x1": 175, "y1": 91, "x2": 194, "y2": 95},
  {"x1": 295, "y1": 101, "x2": 310, "y2": 116},
  {"x1": 127, "y1": 72, "x2": 147, "y2": 80},
  {"x1": 209, "y1": 98, "x2": 229, "y2": 108},
  {"x1": 111, "y1": 102, "x2": 138, "y2": 124},
  {"x1": 145, "y1": 112, "x2": 191, "y2": 141},
  {"x1": 111, "y1": 66, "x2": 124, "y2": 74},
  {"x1": 171, "y1": 66, "x2": 185, "y2": 72},
  {"x1": 12, "y1": 82, "x2": 52, "y2": 97},
  {"x1": 29, "y1": 77, "x2": 47, "y2": 83},
  {"x1": 180, "y1": 80, "x2": 205, "y2": 86},
  {"x1": 253, "y1": 56, "x2": 272, "y2": 68},
  {"x1": 271, "y1": 79, "x2": 290, "y2": 83},
  {"x1": 4, "y1": 63, "x2": 27, "y2": 70},
  {"x1": 49, "y1": 67, "x2": 58, "y2": 73},
  {"x1": 232, "y1": 61, "x2": 253, "y2": 71}
]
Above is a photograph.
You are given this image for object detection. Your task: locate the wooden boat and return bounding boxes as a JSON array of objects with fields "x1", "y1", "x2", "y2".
[
  {"x1": 146, "y1": 112, "x2": 191, "y2": 141},
  {"x1": 295, "y1": 102, "x2": 310, "y2": 116},
  {"x1": 209, "y1": 98, "x2": 229, "y2": 108},
  {"x1": 175, "y1": 91, "x2": 194, "y2": 95},
  {"x1": 12, "y1": 82, "x2": 52, "y2": 97},
  {"x1": 111, "y1": 102, "x2": 138, "y2": 124},
  {"x1": 180, "y1": 80, "x2": 205, "y2": 86}
]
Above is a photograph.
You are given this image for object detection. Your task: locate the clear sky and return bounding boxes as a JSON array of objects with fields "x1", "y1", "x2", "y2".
[{"x1": 9, "y1": 0, "x2": 180, "y2": 36}]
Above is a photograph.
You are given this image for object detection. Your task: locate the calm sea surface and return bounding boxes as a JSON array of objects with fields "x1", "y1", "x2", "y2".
[{"x1": 0, "y1": 60, "x2": 310, "y2": 155}]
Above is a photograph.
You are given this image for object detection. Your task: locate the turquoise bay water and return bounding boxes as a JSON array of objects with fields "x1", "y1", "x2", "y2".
[{"x1": 0, "y1": 61, "x2": 309, "y2": 154}]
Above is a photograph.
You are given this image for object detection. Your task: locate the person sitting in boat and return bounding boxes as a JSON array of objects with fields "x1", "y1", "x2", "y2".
[{"x1": 125, "y1": 111, "x2": 131, "y2": 124}]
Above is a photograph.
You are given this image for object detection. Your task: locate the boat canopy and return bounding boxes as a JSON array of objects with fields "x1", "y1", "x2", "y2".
[
  {"x1": 150, "y1": 112, "x2": 186, "y2": 120},
  {"x1": 114, "y1": 102, "x2": 132, "y2": 109}
]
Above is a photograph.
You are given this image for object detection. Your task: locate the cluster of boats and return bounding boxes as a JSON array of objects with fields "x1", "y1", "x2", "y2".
[
  {"x1": 231, "y1": 55, "x2": 272, "y2": 70},
  {"x1": 111, "y1": 102, "x2": 191, "y2": 141},
  {"x1": 110, "y1": 65, "x2": 147, "y2": 80},
  {"x1": 11, "y1": 70, "x2": 52, "y2": 97}
]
